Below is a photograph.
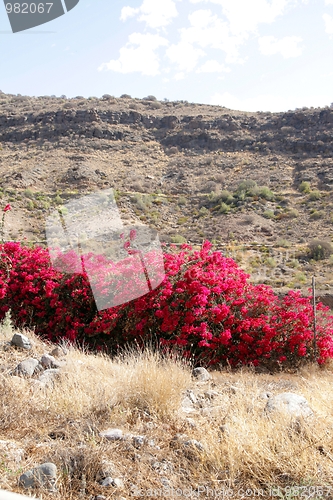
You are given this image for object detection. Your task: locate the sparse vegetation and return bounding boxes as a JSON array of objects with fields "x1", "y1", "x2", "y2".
[{"x1": 308, "y1": 239, "x2": 333, "y2": 260}]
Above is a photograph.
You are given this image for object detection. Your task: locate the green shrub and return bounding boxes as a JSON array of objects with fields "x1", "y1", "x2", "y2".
[
  {"x1": 236, "y1": 179, "x2": 257, "y2": 194},
  {"x1": 171, "y1": 235, "x2": 186, "y2": 243},
  {"x1": 275, "y1": 238, "x2": 291, "y2": 248},
  {"x1": 178, "y1": 196, "x2": 187, "y2": 206},
  {"x1": 54, "y1": 194, "x2": 63, "y2": 205},
  {"x1": 299, "y1": 181, "x2": 311, "y2": 193},
  {"x1": 308, "y1": 190, "x2": 321, "y2": 201},
  {"x1": 219, "y1": 202, "x2": 230, "y2": 214},
  {"x1": 264, "y1": 257, "x2": 276, "y2": 268},
  {"x1": 24, "y1": 188, "x2": 34, "y2": 199},
  {"x1": 308, "y1": 239, "x2": 333, "y2": 260},
  {"x1": 309, "y1": 210, "x2": 323, "y2": 220},
  {"x1": 199, "y1": 207, "x2": 209, "y2": 217},
  {"x1": 258, "y1": 186, "x2": 274, "y2": 200},
  {"x1": 263, "y1": 210, "x2": 275, "y2": 219},
  {"x1": 295, "y1": 272, "x2": 307, "y2": 283}
]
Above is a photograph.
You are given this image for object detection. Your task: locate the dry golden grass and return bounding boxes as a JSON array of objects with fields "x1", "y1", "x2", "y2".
[{"x1": 2, "y1": 315, "x2": 333, "y2": 499}]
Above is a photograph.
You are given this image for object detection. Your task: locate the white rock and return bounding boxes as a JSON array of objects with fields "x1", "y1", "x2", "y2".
[
  {"x1": 265, "y1": 392, "x2": 314, "y2": 419},
  {"x1": 99, "y1": 428, "x2": 124, "y2": 441},
  {"x1": 192, "y1": 367, "x2": 211, "y2": 381}
]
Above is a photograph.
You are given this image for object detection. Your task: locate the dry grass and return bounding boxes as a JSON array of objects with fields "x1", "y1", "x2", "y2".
[{"x1": 2, "y1": 316, "x2": 333, "y2": 498}]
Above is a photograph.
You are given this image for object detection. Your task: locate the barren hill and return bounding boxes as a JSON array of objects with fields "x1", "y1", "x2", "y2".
[{"x1": 1, "y1": 91, "x2": 333, "y2": 298}]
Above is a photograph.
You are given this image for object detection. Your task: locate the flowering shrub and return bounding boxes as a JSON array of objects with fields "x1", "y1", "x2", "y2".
[{"x1": 0, "y1": 228, "x2": 333, "y2": 371}]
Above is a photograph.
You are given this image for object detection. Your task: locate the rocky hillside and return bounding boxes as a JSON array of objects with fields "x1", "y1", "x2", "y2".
[{"x1": 1, "y1": 91, "x2": 333, "y2": 298}]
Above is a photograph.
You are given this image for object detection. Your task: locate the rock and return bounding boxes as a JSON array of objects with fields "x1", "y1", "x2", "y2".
[
  {"x1": 101, "y1": 477, "x2": 124, "y2": 488},
  {"x1": 259, "y1": 391, "x2": 272, "y2": 400},
  {"x1": 201, "y1": 405, "x2": 225, "y2": 417},
  {"x1": 19, "y1": 462, "x2": 57, "y2": 492},
  {"x1": 265, "y1": 392, "x2": 314, "y2": 419},
  {"x1": 185, "y1": 418, "x2": 197, "y2": 428},
  {"x1": 50, "y1": 346, "x2": 68, "y2": 357},
  {"x1": 40, "y1": 354, "x2": 60, "y2": 369},
  {"x1": 38, "y1": 368, "x2": 60, "y2": 387},
  {"x1": 204, "y1": 390, "x2": 219, "y2": 399},
  {"x1": 11, "y1": 333, "x2": 31, "y2": 350},
  {"x1": 13, "y1": 358, "x2": 39, "y2": 377},
  {"x1": 181, "y1": 395, "x2": 196, "y2": 412},
  {"x1": 183, "y1": 439, "x2": 204, "y2": 451},
  {"x1": 99, "y1": 428, "x2": 124, "y2": 441},
  {"x1": 0, "y1": 440, "x2": 24, "y2": 467},
  {"x1": 192, "y1": 367, "x2": 211, "y2": 382},
  {"x1": 132, "y1": 435, "x2": 146, "y2": 448}
]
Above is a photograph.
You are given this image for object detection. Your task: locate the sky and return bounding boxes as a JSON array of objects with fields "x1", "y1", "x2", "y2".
[{"x1": 1, "y1": 0, "x2": 333, "y2": 112}]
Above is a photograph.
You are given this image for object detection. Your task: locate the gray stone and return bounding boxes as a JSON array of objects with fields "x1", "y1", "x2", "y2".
[
  {"x1": 38, "y1": 369, "x2": 60, "y2": 387},
  {"x1": 40, "y1": 354, "x2": 60, "y2": 369},
  {"x1": 11, "y1": 333, "x2": 31, "y2": 350},
  {"x1": 19, "y1": 462, "x2": 57, "y2": 491},
  {"x1": 265, "y1": 392, "x2": 314, "y2": 419},
  {"x1": 101, "y1": 477, "x2": 124, "y2": 488},
  {"x1": 50, "y1": 346, "x2": 68, "y2": 357},
  {"x1": 204, "y1": 390, "x2": 219, "y2": 399},
  {"x1": 13, "y1": 358, "x2": 39, "y2": 377},
  {"x1": 183, "y1": 439, "x2": 204, "y2": 451},
  {"x1": 192, "y1": 367, "x2": 211, "y2": 381},
  {"x1": 132, "y1": 435, "x2": 146, "y2": 448},
  {"x1": 99, "y1": 428, "x2": 124, "y2": 441}
]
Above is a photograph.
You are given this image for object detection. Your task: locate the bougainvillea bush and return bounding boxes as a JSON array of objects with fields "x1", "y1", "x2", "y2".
[{"x1": 1, "y1": 237, "x2": 333, "y2": 372}]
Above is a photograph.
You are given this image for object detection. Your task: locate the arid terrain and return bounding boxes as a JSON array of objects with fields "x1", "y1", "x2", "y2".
[
  {"x1": 1, "y1": 91, "x2": 333, "y2": 299},
  {"x1": 2, "y1": 92, "x2": 333, "y2": 499}
]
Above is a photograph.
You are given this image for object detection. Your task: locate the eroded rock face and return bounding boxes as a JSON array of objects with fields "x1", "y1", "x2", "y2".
[{"x1": 1, "y1": 98, "x2": 333, "y2": 155}]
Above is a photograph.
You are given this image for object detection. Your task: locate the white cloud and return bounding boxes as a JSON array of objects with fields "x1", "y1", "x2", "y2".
[
  {"x1": 258, "y1": 35, "x2": 303, "y2": 58},
  {"x1": 325, "y1": 0, "x2": 333, "y2": 4},
  {"x1": 120, "y1": 6, "x2": 138, "y2": 21},
  {"x1": 98, "y1": 33, "x2": 169, "y2": 76},
  {"x1": 189, "y1": 0, "x2": 291, "y2": 35},
  {"x1": 178, "y1": 9, "x2": 245, "y2": 64},
  {"x1": 323, "y1": 13, "x2": 333, "y2": 34},
  {"x1": 174, "y1": 72, "x2": 186, "y2": 80},
  {"x1": 196, "y1": 59, "x2": 231, "y2": 72},
  {"x1": 166, "y1": 41, "x2": 206, "y2": 72},
  {"x1": 120, "y1": 0, "x2": 178, "y2": 28}
]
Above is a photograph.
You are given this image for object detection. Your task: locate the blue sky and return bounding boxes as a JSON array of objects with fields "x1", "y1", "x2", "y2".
[{"x1": 1, "y1": 0, "x2": 333, "y2": 112}]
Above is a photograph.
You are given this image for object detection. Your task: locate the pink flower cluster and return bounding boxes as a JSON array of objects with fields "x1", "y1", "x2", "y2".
[{"x1": 0, "y1": 237, "x2": 333, "y2": 370}]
